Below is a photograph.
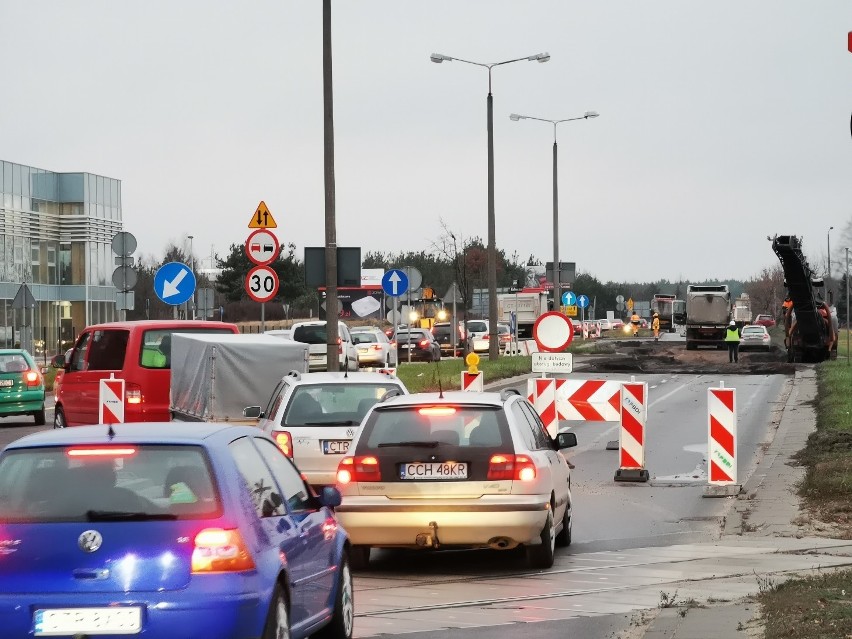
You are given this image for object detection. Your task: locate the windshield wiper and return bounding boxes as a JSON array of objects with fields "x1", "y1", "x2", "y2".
[
  {"x1": 302, "y1": 420, "x2": 358, "y2": 426},
  {"x1": 86, "y1": 510, "x2": 177, "y2": 521},
  {"x1": 377, "y1": 441, "x2": 440, "y2": 448}
]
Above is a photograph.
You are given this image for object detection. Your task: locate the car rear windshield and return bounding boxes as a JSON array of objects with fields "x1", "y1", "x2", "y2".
[
  {"x1": 283, "y1": 383, "x2": 404, "y2": 426},
  {"x1": 293, "y1": 325, "x2": 329, "y2": 345},
  {"x1": 395, "y1": 331, "x2": 426, "y2": 341},
  {"x1": 467, "y1": 322, "x2": 487, "y2": 333},
  {"x1": 0, "y1": 353, "x2": 32, "y2": 373},
  {"x1": 359, "y1": 405, "x2": 510, "y2": 450},
  {"x1": 352, "y1": 332, "x2": 378, "y2": 343},
  {"x1": 0, "y1": 445, "x2": 222, "y2": 522},
  {"x1": 140, "y1": 328, "x2": 236, "y2": 370},
  {"x1": 743, "y1": 327, "x2": 765, "y2": 334}
]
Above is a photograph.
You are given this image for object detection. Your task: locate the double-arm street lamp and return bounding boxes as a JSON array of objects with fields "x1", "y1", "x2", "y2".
[
  {"x1": 431, "y1": 51, "x2": 550, "y2": 360},
  {"x1": 509, "y1": 111, "x2": 599, "y2": 306}
]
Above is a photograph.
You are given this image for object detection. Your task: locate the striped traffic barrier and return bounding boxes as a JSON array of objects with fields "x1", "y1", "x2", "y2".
[
  {"x1": 704, "y1": 385, "x2": 741, "y2": 497},
  {"x1": 461, "y1": 371, "x2": 484, "y2": 392},
  {"x1": 614, "y1": 382, "x2": 649, "y2": 482},
  {"x1": 534, "y1": 378, "x2": 559, "y2": 437},
  {"x1": 99, "y1": 376, "x2": 125, "y2": 424}
]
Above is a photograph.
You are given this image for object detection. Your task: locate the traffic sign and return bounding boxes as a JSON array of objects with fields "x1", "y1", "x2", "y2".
[
  {"x1": 154, "y1": 262, "x2": 196, "y2": 306},
  {"x1": 532, "y1": 352, "x2": 573, "y2": 374},
  {"x1": 382, "y1": 269, "x2": 409, "y2": 297},
  {"x1": 561, "y1": 291, "x2": 576, "y2": 306},
  {"x1": 111, "y1": 231, "x2": 137, "y2": 256},
  {"x1": 112, "y1": 266, "x2": 137, "y2": 290},
  {"x1": 627, "y1": 297, "x2": 634, "y2": 311},
  {"x1": 245, "y1": 265, "x2": 280, "y2": 303},
  {"x1": 616, "y1": 295, "x2": 625, "y2": 304},
  {"x1": 248, "y1": 201, "x2": 278, "y2": 229},
  {"x1": 532, "y1": 311, "x2": 575, "y2": 352},
  {"x1": 577, "y1": 294, "x2": 590, "y2": 309},
  {"x1": 401, "y1": 266, "x2": 422, "y2": 291},
  {"x1": 245, "y1": 229, "x2": 280, "y2": 266}
]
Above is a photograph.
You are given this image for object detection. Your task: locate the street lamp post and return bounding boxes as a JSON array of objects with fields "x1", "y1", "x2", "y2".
[
  {"x1": 509, "y1": 111, "x2": 599, "y2": 310},
  {"x1": 188, "y1": 235, "x2": 195, "y2": 320},
  {"x1": 827, "y1": 226, "x2": 834, "y2": 279},
  {"x1": 431, "y1": 51, "x2": 550, "y2": 360}
]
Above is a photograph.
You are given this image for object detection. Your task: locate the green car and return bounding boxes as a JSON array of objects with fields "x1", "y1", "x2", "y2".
[{"x1": 0, "y1": 350, "x2": 46, "y2": 425}]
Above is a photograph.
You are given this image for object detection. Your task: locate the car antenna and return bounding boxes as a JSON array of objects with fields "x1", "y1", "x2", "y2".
[
  {"x1": 435, "y1": 356, "x2": 444, "y2": 399},
  {"x1": 107, "y1": 424, "x2": 116, "y2": 439}
]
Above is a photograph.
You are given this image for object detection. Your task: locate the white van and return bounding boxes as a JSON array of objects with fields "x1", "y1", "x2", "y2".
[{"x1": 291, "y1": 320, "x2": 358, "y2": 371}]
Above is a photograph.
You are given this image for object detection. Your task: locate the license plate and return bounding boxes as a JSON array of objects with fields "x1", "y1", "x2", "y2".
[
  {"x1": 0, "y1": 379, "x2": 12, "y2": 387},
  {"x1": 34, "y1": 607, "x2": 142, "y2": 635},
  {"x1": 322, "y1": 440, "x2": 350, "y2": 455},
  {"x1": 400, "y1": 462, "x2": 468, "y2": 480}
]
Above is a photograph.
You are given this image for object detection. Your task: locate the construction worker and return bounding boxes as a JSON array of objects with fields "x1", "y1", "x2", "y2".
[
  {"x1": 630, "y1": 310, "x2": 641, "y2": 337},
  {"x1": 652, "y1": 312, "x2": 660, "y2": 341},
  {"x1": 725, "y1": 320, "x2": 741, "y2": 363}
]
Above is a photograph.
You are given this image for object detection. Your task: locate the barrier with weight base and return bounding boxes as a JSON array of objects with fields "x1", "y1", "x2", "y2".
[{"x1": 614, "y1": 382, "x2": 650, "y2": 483}]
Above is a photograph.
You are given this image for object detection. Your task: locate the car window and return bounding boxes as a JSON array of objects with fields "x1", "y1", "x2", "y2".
[
  {"x1": 139, "y1": 328, "x2": 234, "y2": 370},
  {"x1": 352, "y1": 332, "x2": 378, "y2": 343},
  {"x1": 264, "y1": 380, "x2": 288, "y2": 420},
  {"x1": 253, "y1": 438, "x2": 315, "y2": 513},
  {"x1": 228, "y1": 437, "x2": 284, "y2": 518},
  {"x1": 0, "y1": 353, "x2": 32, "y2": 373},
  {"x1": 70, "y1": 332, "x2": 91, "y2": 371},
  {"x1": 743, "y1": 327, "x2": 765, "y2": 334},
  {"x1": 292, "y1": 324, "x2": 326, "y2": 345},
  {"x1": 87, "y1": 330, "x2": 129, "y2": 371},
  {"x1": 282, "y1": 383, "x2": 403, "y2": 426},
  {"x1": 0, "y1": 445, "x2": 221, "y2": 522},
  {"x1": 396, "y1": 331, "x2": 426, "y2": 341},
  {"x1": 510, "y1": 403, "x2": 537, "y2": 449},
  {"x1": 519, "y1": 401, "x2": 553, "y2": 449},
  {"x1": 361, "y1": 405, "x2": 510, "y2": 450},
  {"x1": 468, "y1": 322, "x2": 487, "y2": 333}
]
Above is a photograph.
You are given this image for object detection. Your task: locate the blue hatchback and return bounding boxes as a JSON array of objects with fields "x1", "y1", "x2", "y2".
[{"x1": 0, "y1": 423, "x2": 354, "y2": 639}]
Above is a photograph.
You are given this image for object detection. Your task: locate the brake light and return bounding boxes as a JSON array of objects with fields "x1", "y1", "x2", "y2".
[
  {"x1": 419, "y1": 339, "x2": 430, "y2": 347},
  {"x1": 418, "y1": 406, "x2": 457, "y2": 416},
  {"x1": 24, "y1": 371, "x2": 40, "y2": 387},
  {"x1": 275, "y1": 431, "x2": 293, "y2": 457},
  {"x1": 192, "y1": 528, "x2": 255, "y2": 573},
  {"x1": 336, "y1": 455, "x2": 381, "y2": 484},
  {"x1": 66, "y1": 447, "x2": 137, "y2": 458},
  {"x1": 487, "y1": 454, "x2": 537, "y2": 481},
  {"x1": 370, "y1": 344, "x2": 383, "y2": 352},
  {"x1": 126, "y1": 387, "x2": 142, "y2": 405}
]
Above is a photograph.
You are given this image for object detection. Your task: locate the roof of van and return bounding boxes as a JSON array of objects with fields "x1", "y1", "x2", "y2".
[{"x1": 81, "y1": 320, "x2": 240, "y2": 331}]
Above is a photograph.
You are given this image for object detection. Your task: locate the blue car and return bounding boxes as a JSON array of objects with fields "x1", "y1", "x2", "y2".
[{"x1": 0, "y1": 423, "x2": 354, "y2": 639}]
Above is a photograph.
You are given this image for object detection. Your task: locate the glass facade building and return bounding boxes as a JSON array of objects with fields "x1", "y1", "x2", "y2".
[{"x1": 0, "y1": 160, "x2": 123, "y2": 355}]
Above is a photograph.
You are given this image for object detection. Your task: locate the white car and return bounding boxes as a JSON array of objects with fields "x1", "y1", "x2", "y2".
[
  {"x1": 334, "y1": 389, "x2": 578, "y2": 570},
  {"x1": 265, "y1": 328, "x2": 293, "y2": 340},
  {"x1": 249, "y1": 370, "x2": 408, "y2": 487},
  {"x1": 291, "y1": 320, "x2": 359, "y2": 372},
  {"x1": 739, "y1": 324, "x2": 771, "y2": 351},
  {"x1": 466, "y1": 319, "x2": 490, "y2": 352},
  {"x1": 350, "y1": 328, "x2": 398, "y2": 368}
]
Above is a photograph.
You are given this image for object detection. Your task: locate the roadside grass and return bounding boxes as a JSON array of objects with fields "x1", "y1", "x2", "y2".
[
  {"x1": 758, "y1": 569, "x2": 852, "y2": 638},
  {"x1": 42, "y1": 367, "x2": 58, "y2": 393},
  {"x1": 395, "y1": 356, "x2": 532, "y2": 393}
]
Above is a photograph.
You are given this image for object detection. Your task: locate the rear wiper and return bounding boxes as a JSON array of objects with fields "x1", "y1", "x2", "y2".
[
  {"x1": 86, "y1": 510, "x2": 177, "y2": 521},
  {"x1": 377, "y1": 441, "x2": 440, "y2": 448},
  {"x1": 303, "y1": 420, "x2": 358, "y2": 426}
]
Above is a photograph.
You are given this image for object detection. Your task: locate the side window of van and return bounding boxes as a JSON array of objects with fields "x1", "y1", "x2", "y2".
[
  {"x1": 69, "y1": 333, "x2": 91, "y2": 371},
  {"x1": 87, "y1": 330, "x2": 129, "y2": 371}
]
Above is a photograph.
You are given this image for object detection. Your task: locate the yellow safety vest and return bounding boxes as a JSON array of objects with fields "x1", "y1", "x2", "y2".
[{"x1": 724, "y1": 326, "x2": 740, "y2": 342}]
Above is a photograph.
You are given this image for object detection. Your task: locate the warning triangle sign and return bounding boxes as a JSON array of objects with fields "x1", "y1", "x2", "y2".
[
  {"x1": 11, "y1": 283, "x2": 36, "y2": 310},
  {"x1": 248, "y1": 201, "x2": 278, "y2": 229}
]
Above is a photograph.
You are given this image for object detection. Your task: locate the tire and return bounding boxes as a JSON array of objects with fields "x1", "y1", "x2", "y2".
[
  {"x1": 53, "y1": 407, "x2": 66, "y2": 429},
  {"x1": 349, "y1": 545, "x2": 371, "y2": 570},
  {"x1": 526, "y1": 511, "x2": 556, "y2": 569},
  {"x1": 314, "y1": 553, "x2": 354, "y2": 639},
  {"x1": 262, "y1": 583, "x2": 291, "y2": 639},
  {"x1": 33, "y1": 408, "x2": 46, "y2": 426},
  {"x1": 555, "y1": 502, "x2": 572, "y2": 547}
]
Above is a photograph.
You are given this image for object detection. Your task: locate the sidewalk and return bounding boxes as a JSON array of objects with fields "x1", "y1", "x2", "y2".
[{"x1": 633, "y1": 367, "x2": 832, "y2": 639}]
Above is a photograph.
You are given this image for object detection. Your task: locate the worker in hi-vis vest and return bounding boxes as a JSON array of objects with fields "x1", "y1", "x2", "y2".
[
  {"x1": 724, "y1": 320, "x2": 741, "y2": 363},
  {"x1": 652, "y1": 313, "x2": 660, "y2": 341}
]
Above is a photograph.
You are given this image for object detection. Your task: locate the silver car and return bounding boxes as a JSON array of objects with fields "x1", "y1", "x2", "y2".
[
  {"x1": 334, "y1": 390, "x2": 578, "y2": 570},
  {"x1": 739, "y1": 324, "x2": 771, "y2": 351},
  {"x1": 350, "y1": 328, "x2": 398, "y2": 368},
  {"x1": 251, "y1": 370, "x2": 408, "y2": 487}
]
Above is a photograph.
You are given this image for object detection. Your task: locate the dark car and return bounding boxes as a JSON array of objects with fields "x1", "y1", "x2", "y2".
[
  {"x1": 394, "y1": 329, "x2": 441, "y2": 362},
  {"x1": 431, "y1": 322, "x2": 465, "y2": 357}
]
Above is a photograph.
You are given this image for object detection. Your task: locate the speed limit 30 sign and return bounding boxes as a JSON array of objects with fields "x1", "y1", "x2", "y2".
[{"x1": 245, "y1": 265, "x2": 280, "y2": 303}]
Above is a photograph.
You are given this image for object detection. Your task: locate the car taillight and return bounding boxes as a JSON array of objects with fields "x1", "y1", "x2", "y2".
[
  {"x1": 126, "y1": 386, "x2": 142, "y2": 405},
  {"x1": 370, "y1": 344, "x2": 383, "y2": 352},
  {"x1": 275, "y1": 431, "x2": 293, "y2": 457},
  {"x1": 191, "y1": 528, "x2": 255, "y2": 573},
  {"x1": 24, "y1": 371, "x2": 40, "y2": 387},
  {"x1": 419, "y1": 339, "x2": 429, "y2": 347},
  {"x1": 487, "y1": 454, "x2": 537, "y2": 481},
  {"x1": 66, "y1": 447, "x2": 137, "y2": 458},
  {"x1": 336, "y1": 455, "x2": 381, "y2": 484},
  {"x1": 390, "y1": 341, "x2": 396, "y2": 348}
]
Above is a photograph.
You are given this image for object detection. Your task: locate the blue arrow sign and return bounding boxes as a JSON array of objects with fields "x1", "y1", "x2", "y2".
[
  {"x1": 382, "y1": 269, "x2": 409, "y2": 297},
  {"x1": 577, "y1": 294, "x2": 590, "y2": 309},
  {"x1": 561, "y1": 291, "x2": 577, "y2": 306},
  {"x1": 154, "y1": 262, "x2": 196, "y2": 306}
]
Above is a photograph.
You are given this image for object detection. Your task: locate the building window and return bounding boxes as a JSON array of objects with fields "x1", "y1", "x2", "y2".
[
  {"x1": 47, "y1": 243, "x2": 57, "y2": 285},
  {"x1": 31, "y1": 240, "x2": 40, "y2": 283},
  {"x1": 59, "y1": 243, "x2": 71, "y2": 285}
]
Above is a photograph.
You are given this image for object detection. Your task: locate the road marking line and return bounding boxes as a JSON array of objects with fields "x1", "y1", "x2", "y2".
[{"x1": 649, "y1": 383, "x2": 687, "y2": 408}]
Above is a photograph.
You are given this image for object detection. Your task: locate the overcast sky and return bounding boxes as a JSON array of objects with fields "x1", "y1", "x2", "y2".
[{"x1": 2, "y1": 1, "x2": 851, "y2": 283}]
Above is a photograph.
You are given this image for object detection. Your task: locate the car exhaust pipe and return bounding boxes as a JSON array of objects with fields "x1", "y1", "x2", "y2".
[
  {"x1": 416, "y1": 521, "x2": 441, "y2": 548},
  {"x1": 488, "y1": 536, "x2": 517, "y2": 550}
]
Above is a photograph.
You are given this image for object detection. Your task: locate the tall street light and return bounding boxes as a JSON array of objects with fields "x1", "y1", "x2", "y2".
[
  {"x1": 509, "y1": 110, "x2": 599, "y2": 309},
  {"x1": 431, "y1": 51, "x2": 550, "y2": 360},
  {"x1": 827, "y1": 226, "x2": 834, "y2": 279}
]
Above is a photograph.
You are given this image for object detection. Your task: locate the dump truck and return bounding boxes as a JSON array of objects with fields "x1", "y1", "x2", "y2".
[
  {"x1": 496, "y1": 289, "x2": 549, "y2": 339},
  {"x1": 732, "y1": 293, "x2": 753, "y2": 327},
  {"x1": 683, "y1": 284, "x2": 731, "y2": 350},
  {"x1": 650, "y1": 293, "x2": 685, "y2": 333},
  {"x1": 170, "y1": 333, "x2": 309, "y2": 422},
  {"x1": 772, "y1": 235, "x2": 838, "y2": 362}
]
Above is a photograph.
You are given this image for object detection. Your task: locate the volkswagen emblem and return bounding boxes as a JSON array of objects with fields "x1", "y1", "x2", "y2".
[
  {"x1": 78, "y1": 530, "x2": 103, "y2": 553},
  {"x1": 346, "y1": 428, "x2": 355, "y2": 438}
]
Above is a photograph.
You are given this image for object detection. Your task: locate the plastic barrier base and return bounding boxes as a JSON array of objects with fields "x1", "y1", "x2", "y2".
[
  {"x1": 702, "y1": 484, "x2": 742, "y2": 498},
  {"x1": 614, "y1": 468, "x2": 650, "y2": 483}
]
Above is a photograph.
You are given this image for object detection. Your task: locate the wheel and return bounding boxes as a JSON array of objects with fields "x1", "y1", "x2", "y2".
[
  {"x1": 262, "y1": 583, "x2": 291, "y2": 639},
  {"x1": 526, "y1": 510, "x2": 555, "y2": 569},
  {"x1": 349, "y1": 545, "x2": 371, "y2": 570},
  {"x1": 33, "y1": 408, "x2": 45, "y2": 426},
  {"x1": 555, "y1": 502, "x2": 572, "y2": 547},
  {"x1": 53, "y1": 407, "x2": 66, "y2": 429},
  {"x1": 314, "y1": 552, "x2": 354, "y2": 639}
]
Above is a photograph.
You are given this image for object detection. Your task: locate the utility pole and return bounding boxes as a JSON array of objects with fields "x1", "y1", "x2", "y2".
[{"x1": 323, "y1": 0, "x2": 339, "y2": 371}]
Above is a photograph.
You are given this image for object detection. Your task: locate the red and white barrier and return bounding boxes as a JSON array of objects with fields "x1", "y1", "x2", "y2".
[
  {"x1": 555, "y1": 380, "x2": 622, "y2": 422},
  {"x1": 707, "y1": 386, "x2": 738, "y2": 491},
  {"x1": 99, "y1": 377, "x2": 125, "y2": 424},
  {"x1": 461, "y1": 371, "x2": 484, "y2": 392},
  {"x1": 614, "y1": 382, "x2": 649, "y2": 482},
  {"x1": 534, "y1": 378, "x2": 559, "y2": 437}
]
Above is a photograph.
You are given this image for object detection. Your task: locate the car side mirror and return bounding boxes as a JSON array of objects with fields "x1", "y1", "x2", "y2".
[
  {"x1": 556, "y1": 431, "x2": 578, "y2": 450},
  {"x1": 243, "y1": 406, "x2": 263, "y2": 419},
  {"x1": 50, "y1": 355, "x2": 65, "y2": 369},
  {"x1": 319, "y1": 485, "x2": 342, "y2": 508}
]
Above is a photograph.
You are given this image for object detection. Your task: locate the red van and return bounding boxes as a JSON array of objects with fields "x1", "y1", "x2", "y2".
[{"x1": 53, "y1": 320, "x2": 239, "y2": 428}]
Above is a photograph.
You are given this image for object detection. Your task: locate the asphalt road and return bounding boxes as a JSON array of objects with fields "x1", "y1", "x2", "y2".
[{"x1": 0, "y1": 395, "x2": 55, "y2": 447}]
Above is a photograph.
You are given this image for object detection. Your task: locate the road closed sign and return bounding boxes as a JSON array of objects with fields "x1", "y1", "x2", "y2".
[
  {"x1": 245, "y1": 265, "x2": 280, "y2": 303},
  {"x1": 532, "y1": 311, "x2": 575, "y2": 352}
]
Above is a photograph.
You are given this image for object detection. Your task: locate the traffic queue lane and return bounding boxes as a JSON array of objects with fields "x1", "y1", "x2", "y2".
[{"x1": 0, "y1": 395, "x2": 55, "y2": 448}]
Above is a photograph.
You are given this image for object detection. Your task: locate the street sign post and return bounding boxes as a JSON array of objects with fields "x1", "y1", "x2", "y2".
[
  {"x1": 245, "y1": 265, "x2": 280, "y2": 303},
  {"x1": 154, "y1": 262, "x2": 196, "y2": 306},
  {"x1": 245, "y1": 229, "x2": 280, "y2": 266},
  {"x1": 577, "y1": 294, "x2": 590, "y2": 336},
  {"x1": 561, "y1": 291, "x2": 576, "y2": 306},
  {"x1": 381, "y1": 269, "x2": 409, "y2": 297}
]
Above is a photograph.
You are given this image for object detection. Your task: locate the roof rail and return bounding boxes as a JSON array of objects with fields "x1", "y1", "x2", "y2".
[
  {"x1": 379, "y1": 388, "x2": 405, "y2": 402},
  {"x1": 501, "y1": 388, "x2": 522, "y2": 401}
]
